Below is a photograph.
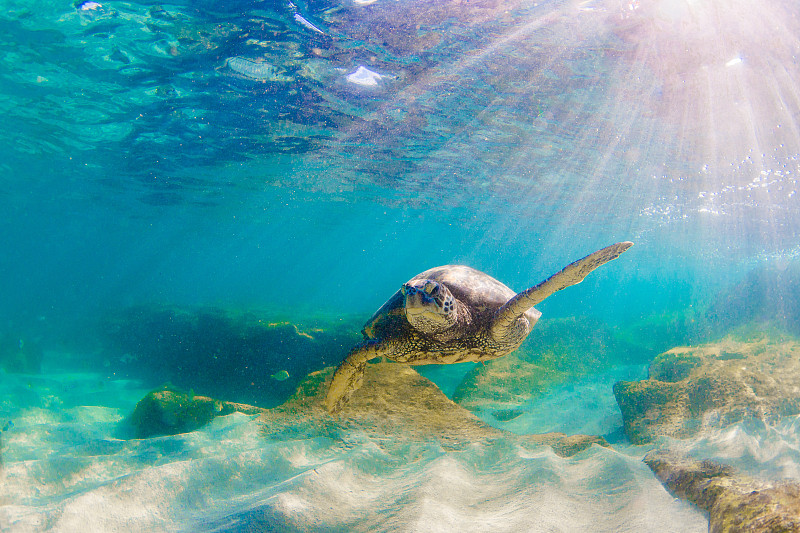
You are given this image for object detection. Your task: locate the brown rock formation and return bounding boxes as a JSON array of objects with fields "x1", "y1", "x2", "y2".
[
  {"x1": 645, "y1": 450, "x2": 800, "y2": 533},
  {"x1": 131, "y1": 363, "x2": 606, "y2": 457},
  {"x1": 454, "y1": 317, "x2": 641, "y2": 410},
  {"x1": 614, "y1": 335, "x2": 800, "y2": 444},
  {"x1": 258, "y1": 363, "x2": 606, "y2": 457},
  {"x1": 452, "y1": 353, "x2": 563, "y2": 409},
  {"x1": 131, "y1": 387, "x2": 266, "y2": 439}
]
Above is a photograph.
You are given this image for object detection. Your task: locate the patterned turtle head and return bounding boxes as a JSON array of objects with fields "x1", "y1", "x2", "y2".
[{"x1": 401, "y1": 279, "x2": 457, "y2": 335}]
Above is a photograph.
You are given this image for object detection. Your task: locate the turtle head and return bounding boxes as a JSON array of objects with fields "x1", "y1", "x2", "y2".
[{"x1": 401, "y1": 280, "x2": 457, "y2": 335}]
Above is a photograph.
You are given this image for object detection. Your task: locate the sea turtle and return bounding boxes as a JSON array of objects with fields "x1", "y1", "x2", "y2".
[{"x1": 325, "y1": 241, "x2": 633, "y2": 413}]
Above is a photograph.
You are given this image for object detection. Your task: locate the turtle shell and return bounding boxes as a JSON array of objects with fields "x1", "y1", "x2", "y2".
[
  {"x1": 362, "y1": 265, "x2": 536, "y2": 340},
  {"x1": 362, "y1": 288, "x2": 405, "y2": 340}
]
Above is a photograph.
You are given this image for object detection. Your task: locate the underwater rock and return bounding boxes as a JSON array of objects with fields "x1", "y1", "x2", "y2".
[
  {"x1": 257, "y1": 362, "x2": 606, "y2": 457},
  {"x1": 491, "y1": 408, "x2": 525, "y2": 421},
  {"x1": 614, "y1": 334, "x2": 800, "y2": 444},
  {"x1": 453, "y1": 353, "x2": 561, "y2": 409},
  {"x1": 100, "y1": 305, "x2": 361, "y2": 407},
  {"x1": 131, "y1": 386, "x2": 266, "y2": 438},
  {"x1": 453, "y1": 317, "x2": 642, "y2": 410},
  {"x1": 0, "y1": 420, "x2": 11, "y2": 469},
  {"x1": 645, "y1": 450, "x2": 800, "y2": 533},
  {"x1": 127, "y1": 364, "x2": 604, "y2": 456}
]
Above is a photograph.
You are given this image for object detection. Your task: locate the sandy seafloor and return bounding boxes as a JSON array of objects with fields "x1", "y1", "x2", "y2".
[{"x1": 0, "y1": 354, "x2": 714, "y2": 532}]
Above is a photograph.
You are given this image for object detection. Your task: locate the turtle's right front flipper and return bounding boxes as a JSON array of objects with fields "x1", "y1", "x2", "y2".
[
  {"x1": 492, "y1": 241, "x2": 633, "y2": 340},
  {"x1": 325, "y1": 340, "x2": 382, "y2": 414}
]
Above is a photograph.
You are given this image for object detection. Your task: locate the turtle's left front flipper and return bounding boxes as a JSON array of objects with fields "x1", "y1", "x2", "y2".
[
  {"x1": 325, "y1": 341, "x2": 382, "y2": 414},
  {"x1": 492, "y1": 241, "x2": 633, "y2": 339}
]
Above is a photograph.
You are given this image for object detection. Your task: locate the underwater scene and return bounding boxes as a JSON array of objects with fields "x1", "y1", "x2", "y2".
[{"x1": 3, "y1": 0, "x2": 800, "y2": 530}]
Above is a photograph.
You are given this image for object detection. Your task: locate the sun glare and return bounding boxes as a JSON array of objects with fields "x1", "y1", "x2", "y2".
[
  {"x1": 614, "y1": 0, "x2": 800, "y2": 199},
  {"x1": 316, "y1": 0, "x2": 800, "y2": 260}
]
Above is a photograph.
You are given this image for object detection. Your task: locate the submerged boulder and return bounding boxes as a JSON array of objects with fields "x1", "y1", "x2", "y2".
[
  {"x1": 645, "y1": 450, "x2": 800, "y2": 533},
  {"x1": 131, "y1": 386, "x2": 266, "y2": 438},
  {"x1": 454, "y1": 317, "x2": 641, "y2": 410},
  {"x1": 129, "y1": 364, "x2": 607, "y2": 457},
  {"x1": 101, "y1": 305, "x2": 361, "y2": 407},
  {"x1": 614, "y1": 333, "x2": 800, "y2": 444},
  {"x1": 452, "y1": 353, "x2": 562, "y2": 409},
  {"x1": 257, "y1": 362, "x2": 606, "y2": 457}
]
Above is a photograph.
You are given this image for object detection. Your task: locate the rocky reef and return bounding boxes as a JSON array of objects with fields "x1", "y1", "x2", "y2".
[
  {"x1": 101, "y1": 305, "x2": 361, "y2": 407},
  {"x1": 645, "y1": 450, "x2": 800, "y2": 533},
  {"x1": 453, "y1": 317, "x2": 642, "y2": 410},
  {"x1": 124, "y1": 315, "x2": 800, "y2": 528},
  {"x1": 614, "y1": 331, "x2": 800, "y2": 444},
  {"x1": 611, "y1": 327, "x2": 800, "y2": 529},
  {"x1": 131, "y1": 386, "x2": 267, "y2": 439},
  {"x1": 452, "y1": 353, "x2": 560, "y2": 410},
  {"x1": 130, "y1": 362, "x2": 606, "y2": 457}
]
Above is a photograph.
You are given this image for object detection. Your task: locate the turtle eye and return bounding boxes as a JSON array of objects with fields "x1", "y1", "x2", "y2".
[{"x1": 424, "y1": 282, "x2": 437, "y2": 295}]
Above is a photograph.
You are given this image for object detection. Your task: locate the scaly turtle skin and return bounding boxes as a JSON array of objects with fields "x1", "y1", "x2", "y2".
[{"x1": 325, "y1": 241, "x2": 633, "y2": 413}]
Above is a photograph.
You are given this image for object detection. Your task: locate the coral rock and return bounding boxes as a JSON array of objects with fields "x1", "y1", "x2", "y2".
[
  {"x1": 614, "y1": 335, "x2": 800, "y2": 444},
  {"x1": 645, "y1": 450, "x2": 800, "y2": 533},
  {"x1": 131, "y1": 387, "x2": 266, "y2": 438},
  {"x1": 130, "y1": 363, "x2": 607, "y2": 457},
  {"x1": 454, "y1": 317, "x2": 641, "y2": 409},
  {"x1": 258, "y1": 362, "x2": 607, "y2": 457}
]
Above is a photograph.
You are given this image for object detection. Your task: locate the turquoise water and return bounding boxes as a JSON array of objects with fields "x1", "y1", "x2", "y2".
[{"x1": 2, "y1": 0, "x2": 800, "y2": 530}]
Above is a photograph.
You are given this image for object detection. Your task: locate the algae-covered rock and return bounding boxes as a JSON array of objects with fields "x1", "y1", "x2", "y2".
[
  {"x1": 648, "y1": 350, "x2": 706, "y2": 382},
  {"x1": 453, "y1": 317, "x2": 641, "y2": 410},
  {"x1": 257, "y1": 362, "x2": 606, "y2": 457},
  {"x1": 614, "y1": 335, "x2": 800, "y2": 444},
  {"x1": 129, "y1": 363, "x2": 607, "y2": 456},
  {"x1": 645, "y1": 450, "x2": 800, "y2": 533},
  {"x1": 613, "y1": 380, "x2": 693, "y2": 444},
  {"x1": 453, "y1": 354, "x2": 562, "y2": 409},
  {"x1": 101, "y1": 305, "x2": 361, "y2": 407},
  {"x1": 131, "y1": 386, "x2": 266, "y2": 438}
]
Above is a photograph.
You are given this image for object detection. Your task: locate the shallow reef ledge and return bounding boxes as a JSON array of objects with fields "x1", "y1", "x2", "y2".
[
  {"x1": 644, "y1": 450, "x2": 800, "y2": 533},
  {"x1": 259, "y1": 363, "x2": 607, "y2": 457},
  {"x1": 130, "y1": 363, "x2": 606, "y2": 457},
  {"x1": 131, "y1": 388, "x2": 267, "y2": 438},
  {"x1": 453, "y1": 316, "x2": 647, "y2": 411},
  {"x1": 101, "y1": 305, "x2": 361, "y2": 407},
  {"x1": 613, "y1": 333, "x2": 800, "y2": 444}
]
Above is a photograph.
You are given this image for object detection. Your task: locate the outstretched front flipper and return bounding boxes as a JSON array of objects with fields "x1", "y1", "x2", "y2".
[
  {"x1": 325, "y1": 341, "x2": 383, "y2": 414},
  {"x1": 492, "y1": 241, "x2": 633, "y2": 340}
]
